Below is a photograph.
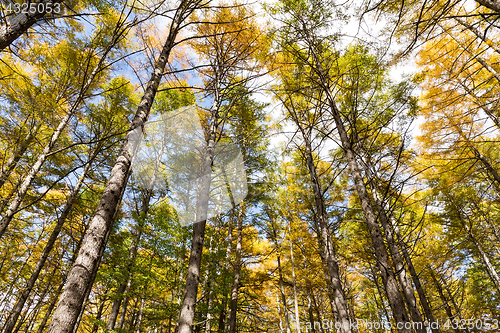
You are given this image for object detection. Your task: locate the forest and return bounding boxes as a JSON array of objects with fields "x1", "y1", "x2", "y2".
[{"x1": 0, "y1": 0, "x2": 500, "y2": 332}]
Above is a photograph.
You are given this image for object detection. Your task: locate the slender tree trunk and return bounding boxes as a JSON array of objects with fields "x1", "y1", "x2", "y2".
[
  {"x1": 391, "y1": 220, "x2": 438, "y2": 330},
  {"x1": 364, "y1": 171, "x2": 425, "y2": 333},
  {"x1": 106, "y1": 283, "x2": 128, "y2": 331},
  {"x1": 299, "y1": 27, "x2": 411, "y2": 329},
  {"x1": 176, "y1": 219, "x2": 207, "y2": 333},
  {"x1": 369, "y1": 264, "x2": 393, "y2": 333},
  {"x1": 36, "y1": 247, "x2": 81, "y2": 333},
  {"x1": 429, "y1": 269, "x2": 461, "y2": 333},
  {"x1": 135, "y1": 298, "x2": 145, "y2": 333},
  {"x1": 46, "y1": 3, "x2": 197, "y2": 330},
  {"x1": 326, "y1": 97, "x2": 410, "y2": 331},
  {"x1": 108, "y1": 127, "x2": 164, "y2": 331},
  {"x1": 277, "y1": 254, "x2": 292, "y2": 333},
  {"x1": 228, "y1": 206, "x2": 244, "y2": 333},
  {"x1": 310, "y1": 292, "x2": 325, "y2": 333},
  {"x1": 463, "y1": 217, "x2": 500, "y2": 291},
  {"x1": 0, "y1": 228, "x2": 42, "y2": 314},
  {"x1": 0, "y1": 111, "x2": 71, "y2": 238},
  {"x1": 218, "y1": 211, "x2": 234, "y2": 333},
  {"x1": 205, "y1": 287, "x2": 214, "y2": 333},
  {"x1": 365, "y1": 153, "x2": 434, "y2": 323},
  {"x1": 2, "y1": 151, "x2": 95, "y2": 333},
  {"x1": 0, "y1": 122, "x2": 40, "y2": 192},
  {"x1": 306, "y1": 291, "x2": 316, "y2": 333},
  {"x1": 200, "y1": 227, "x2": 215, "y2": 333},
  {"x1": 448, "y1": 196, "x2": 500, "y2": 292},
  {"x1": 288, "y1": 221, "x2": 301, "y2": 333},
  {"x1": 0, "y1": 15, "x2": 130, "y2": 240},
  {"x1": 176, "y1": 55, "x2": 221, "y2": 333},
  {"x1": 117, "y1": 279, "x2": 132, "y2": 329},
  {"x1": 91, "y1": 296, "x2": 107, "y2": 333},
  {"x1": 300, "y1": 132, "x2": 352, "y2": 333}
]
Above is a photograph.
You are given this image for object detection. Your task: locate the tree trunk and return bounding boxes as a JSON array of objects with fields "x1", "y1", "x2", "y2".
[
  {"x1": 288, "y1": 221, "x2": 301, "y2": 333},
  {"x1": 325, "y1": 97, "x2": 410, "y2": 330},
  {"x1": 277, "y1": 254, "x2": 292, "y2": 333},
  {"x1": 116, "y1": 278, "x2": 132, "y2": 329},
  {"x1": 0, "y1": 0, "x2": 63, "y2": 50},
  {"x1": 217, "y1": 211, "x2": 234, "y2": 333},
  {"x1": 108, "y1": 125, "x2": 164, "y2": 331},
  {"x1": 369, "y1": 264, "x2": 393, "y2": 333},
  {"x1": 448, "y1": 195, "x2": 500, "y2": 292},
  {"x1": 135, "y1": 298, "x2": 145, "y2": 333},
  {"x1": 36, "y1": 247, "x2": 81, "y2": 333},
  {"x1": 305, "y1": 291, "x2": 316, "y2": 333},
  {"x1": 0, "y1": 122, "x2": 40, "y2": 192},
  {"x1": 91, "y1": 296, "x2": 107, "y2": 333},
  {"x1": 176, "y1": 42, "x2": 222, "y2": 332},
  {"x1": 46, "y1": 3, "x2": 195, "y2": 330},
  {"x1": 429, "y1": 269, "x2": 461, "y2": 333},
  {"x1": 310, "y1": 292, "x2": 325, "y2": 333},
  {"x1": 300, "y1": 132, "x2": 352, "y2": 333},
  {"x1": 2, "y1": 151, "x2": 95, "y2": 333},
  {"x1": 0, "y1": 16, "x2": 126, "y2": 240},
  {"x1": 106, "y1": 282, "x2": 128, "y2": 331},
  {"x1": 391, "y1": 219, "x2": 438, "y2": 331},
  {"x1": 175, "y1": 220, "x2": 207, "y2": 333},
  {"x1": 364, "y1": 171, "x2": 425, "y2": 333},
  {"x1": 475, "y1": 0, "x2": 500, "y2": 14},
  {"x1": 228, "y1": 205, "x2": 244, "y2": 333}
]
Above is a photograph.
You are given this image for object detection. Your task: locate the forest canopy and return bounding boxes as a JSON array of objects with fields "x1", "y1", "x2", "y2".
[{"x1": 0, "y1": 0, "x2": 499, "y2": 332}]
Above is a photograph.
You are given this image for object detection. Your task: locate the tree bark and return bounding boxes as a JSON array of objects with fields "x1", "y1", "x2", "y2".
[
  {"x1": 46, "y1": 3, "x2": 196, "y2": 330},
  {"x1": 175, "y1": 220, "x2": 207, "y2": 333},
  {"x1": 391, "y1": 218, "x2": 438, "y2": 331},
  {"x1": 300, "y1": 131, "x2": 352, "y2": 333},
  {"x1": 1, "y1": 150, "x2": 96, "y2": 333},
  {"x1": 0, "y1": 0, "x2": 63, "y2": 50},
  {"x1": 321, "y1": 88, "x2": 411, "y2": 331},
  {"x1": 363, "y1": 168, "x2": 425, "y2": 333},
  {"x1": 475, "y1": 0, "x2": 500, "y2": 14},
  {"x1": 429, "y1": 269, "x2": 461, "y2": 333},
  {"x1": 91, "y1": 296, "x2": 107, "y2": 333},
  {"x1": 228, "y1": 205, "x2": 244, "y2": 333}
]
